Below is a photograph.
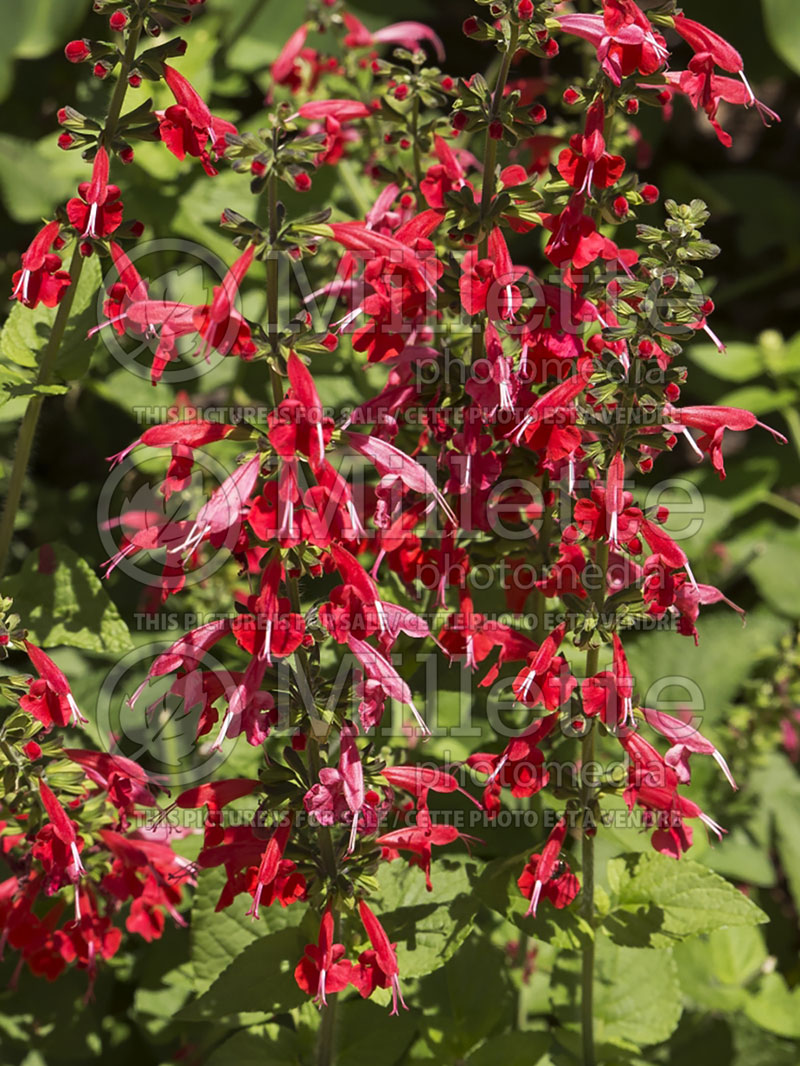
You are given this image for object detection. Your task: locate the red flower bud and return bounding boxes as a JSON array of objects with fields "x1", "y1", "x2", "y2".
[
  {"x1": 79, "y1": 241, "x2": 94, "y2": 257},
  {"x1": 665, "y1": 383, "x2": 681, "y2": 401},
  {"x1": 57, "y1": 132, "x2": 75, "y2": 149},
  {"x1": 639, "y1": 456, "x2": 653, "y2": 472},
  {"x1": 544, "y1": 39, "x2": 559, "y2": 57},
  {"x1": 65, "y1": 40, "x2": 91, "y2": 63},
  {"x1": 441, "y1": 76, "x2": 454, "y2": 91},
  {"x1": 518, "y1": 0, "x2": 534, "y2": 19},
  {"x1": 294, "y1": 172, "x2": 312, "y2": 192},
  {"x1": 452, "y1": 110, "x2": 468, "y2": 131},
  {"x1": 563, "y1": 87, "x2": 580, "y2": 105},
  {"x1": 119, "y1": 146, "x2": 134, "y2": 164},
  {"x1": 251, "y1": 159, "x2": 267, "y2": 177},
  {"x1": 128, "y1": 72, "x2": 142, "y2": 88},
  {"x1": 637, "y1": 338, "x2": 654, "y2": 356},
  {"x1": 400, "y1": 138, "x2": 410, "y2": 149},
  {"x1": 529, "y1": 103, "x2": 546, "y2": 124},
  {"x1": 641, "y1": 184, "x2": 659, "y2": 204},
  {"x1": 394, "y1": 84, "x2": 409, "y2": 101},
  {"x1": 130, "y1": 220, "x2": 145, "y2": 238},
  {"x1": 625, "y1": 98, "x2": 640, "y2": 115},
  {"x1": 613, "y1": 196, "x2": 629, "y2": 218},
  {"x1": 57, "y1": 107, "x2": 69, "y2": 124},
  {"x1": 489, "y1": 119, "x2": 503, "y2": 140},
  {"x1": 109, "y1": 11, "x2": 128, "y2": 30},
  {"x1": 93, "y1": 61, "x2": 111, "y2": 79}
]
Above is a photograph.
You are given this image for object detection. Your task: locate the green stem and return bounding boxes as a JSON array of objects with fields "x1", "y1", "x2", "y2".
[
  {"x1": 316, "y1": 989, "x2": 338, "y2": 1066},
  {"x1": 411, "y1": 95, "x2": 423, "y2": 190},
  {"x1": 0, "y1": 245, "x2": 85, "y2": 578},
  {"x1": 219, "y1": 0, "x2": 269, "y2": 53},
  {"x1": 580, "y1": 539, "x2": 607, "y2": 1066},
  {"x1": 105, "y1": 16, "x2": 143, "y2": 139},
  {"x1": 765, "y1": 491, "x2": 800, "y2": 523},
  {"x1": 266, "y1": 168, "x2": 284, "y2": 405}
]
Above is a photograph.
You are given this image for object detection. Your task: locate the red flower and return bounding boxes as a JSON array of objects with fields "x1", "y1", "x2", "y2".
[
  {"x1": 11, "y1": 221, "x2": 71, "y2": 309},
  {"x1": 21, "y1": 641, "x2": 87, "y2": 729},
  {"x1": 459, "y1": 228, "x2": 526, "y2": 322},
  {"x1": 157, "y1": 65, "x2": 238, "y2": 176},
  {"x1": 557, "y1": 96, "x2": 625, "y2": 196},
  {"x1": 517, "y1": 816, "x2": 580, "y2": 917},
  {"x1": 512, "y1": 623, "x2": 576, "y2": 711},
  {"x1": 66, "y1": 147, "x2": 123, "y2": 240},
  {"x1": 556, "y1": 2, "x2": 667, "y2": 86},
  {"x1": 354, "y1": 900, "x2": 407, "y2": 1014},
  {"x1": 295, "y1": 908, "x2": 352, "y2": 1006}
]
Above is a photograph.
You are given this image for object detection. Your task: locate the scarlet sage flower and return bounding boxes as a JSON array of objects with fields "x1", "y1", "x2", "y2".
[
  {"x1": 377, "y1": 814, "x2": 461, "y2": 892},
  {"x1": 342, "y1": 12, "x2": 445, "y2": 62},
  {"x1": 556, "y1": 0, "x2": 667, "y2": 85},
  {"x1": 267, "y1": 351, "x2": 334, "y2": 470},
  {"x1": 582, "y1": 632, "x2": 635, "y2": 731},
  {"x1": 295, "y1": 908, "x2": 352, "y2": 1006},
  {"x1": 66, "y1": 147, "x2": 123, "y2": 241},
  {"x1": 158, "y1": 65, "x2": 238, "y2": 176},
  {"x1": 21, "y1": 641, "x2": 87, "y2": 729},
  {"x1": 459, "y1": 228, "x2": 527, "y2": 322},
  {"x1": 355, "y1": 900, "x2": 407, "y2": 1014},
  {"x1": 557, "y1": 96, "x2": 625, "y2": 197},
  {"x1": 641, "y1": 707, "x2": 736, "y2": 790},
  {"x1": 37, "y1": 781, "x2": 85, "y2": 917},
  {"x1": 93, "y1": 245, "x2": 256, "y2": 383},
  {"x1": 672, "y1": 14, "x2": 756, "y2": 106},
  {"x1": 512, "y1": 623, "x2": 577, "y2": 711},
  {"x1": 663, "y1": 403, "x2": 786, "y2": 479},
  {"x1": 420, "y1": 135, "x2": 469, "y2": 209},
  {"x1": 10, "y1": 221, "x2": 71, "y2": 309},
  {"x1": 517, "y1": 817, "x2": 580, "y2": 917}
]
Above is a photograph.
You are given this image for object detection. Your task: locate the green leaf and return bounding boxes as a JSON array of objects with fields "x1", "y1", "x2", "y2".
[
  {"x1": 687, "y1": 341, "x2": 764, "y2": 382},
  {"x1": 418, "y1": 939, "x2": 512, "y2": 1060},
  {"x1": 375, "y1": 858, "x2": 480, "y2": 978},
  {"x1": 190, "y1": 866, "x2": 302, "y2": 993},
  {"x1": 728, "y1": 521, "x2": 800, "y2": 617},
  {"x1": 718, "y1": 384, "x2": 797, "y2": 415},
  {"x1": 744, "y1": 972, "x2": 800, "y2": 1039},
  {"x1": 604, "y1": 852, "x2": 767, "y2": 948},
  {"x1": 334, "y1": 998, "x2": 420, "y2": 1066},
  {"x1": 465, "y1": 1032, "x2": 550, "y2": 1065},
  {"x1": 205, "y1": 1025, "x2": 305, "y2": 1066},
  {"x1": 177, "y1": 926, "x2": 308, "y2": 1023},
  {"x1": 0, "y1": 254, "x2": 102, "y2": 405},
  {"x1": 1, "y1": 543, "x2": 132, "y2": 654},
  {"x1": 673, "y1": 926, "x2": 767, "y2": 1012},
  {"x1": 593, "y1": 942, "x2": 683, "y2": 1047},
  {"x1": 762, "y1": 0, "x2": 800, "y2": 75}
]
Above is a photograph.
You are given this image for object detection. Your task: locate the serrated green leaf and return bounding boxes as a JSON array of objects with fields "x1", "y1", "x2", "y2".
[
  {"x1": 673, "y1": 926, "x2": 767, "y2": 1012},
  {"x1": 374, "y1": 857, "x2": 480, "y2": 978},
  {"x1": 177, "y1": 925, "x2": 308, "y2": 1023},
  {"x1": 190, "y1": 865, "x2": 302, "y2": 993},
  {"x1": 593, "y1": 942, "x2": 683, "y2": 1047},
  {"x1": 1, "y1": 542, "x2": 132, "y2": 654},
  {"x1": 604, "y1": 852, "x2": 767, "y2": 948}
]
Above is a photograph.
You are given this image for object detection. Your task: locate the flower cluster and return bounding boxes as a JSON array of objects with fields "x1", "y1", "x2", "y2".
[{"x1": 3, "y1": 0, "x2": 783, "y2": 1022}]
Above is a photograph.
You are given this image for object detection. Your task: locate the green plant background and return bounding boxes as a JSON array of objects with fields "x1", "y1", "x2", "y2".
[{"x1": 0, "y1": 1, "x2": 799, "y2": 1064}]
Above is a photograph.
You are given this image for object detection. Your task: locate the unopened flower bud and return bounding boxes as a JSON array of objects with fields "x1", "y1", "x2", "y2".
[
  {"x1": 119, "y1": 146, "x2": 134, "y2": 164},
  {"x1": 518, "y1": 0, "x2": 534, "y2": 19},
  {"x1": 563, "y1": 87, "x2": 581, "y2": 105},
  {"x1": 65, "y1": 40, "x2": 91, "y2": 63},
  {"x1": 294, "y1": 172, "x2": 312, "y2": 192},
  {"x1": 613, "y1": 196, "x2": 629, "y2": 218},
  {"x1": 641, "y1": 184, "x2": 659, "y2": 204},
  {"x1": 109, "y1": 11, "x2": 128, "y2": 30},
  {"x1": 529, "y1": 103, "x2": 546, "y2": 124}
]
